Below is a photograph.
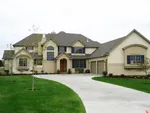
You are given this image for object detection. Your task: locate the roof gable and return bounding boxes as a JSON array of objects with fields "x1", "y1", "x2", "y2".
[
  {"x1": 89, "y1": 29, "x2": 149, "y2": 58},
  {"x1": 71, "y1": 40, "x2": 85, "y2": 47},
  {"x1": 14, "y1": 48, "x2": 33, "y2": 59}
]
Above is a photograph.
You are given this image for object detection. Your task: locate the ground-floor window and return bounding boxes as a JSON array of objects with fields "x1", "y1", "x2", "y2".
[
  {"x1": 19, "y1": 58, "x2": 27, "y2": 67},
  {"x1": 127, "y1": 55, "x2": 144, "y2": 64},
  {"x1": 72, "y1": 59, "x2": 86, "y2": 68}
]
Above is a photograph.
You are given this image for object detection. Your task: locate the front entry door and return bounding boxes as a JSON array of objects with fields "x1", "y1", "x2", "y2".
[{"x1": 60, "y1": 59, "x2": 67, "y2": 72}]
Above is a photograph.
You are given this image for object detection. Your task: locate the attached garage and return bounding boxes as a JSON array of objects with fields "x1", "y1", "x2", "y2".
[
  {"x1": 97, "y1": 61, "x2": 104, "y2": 74},
  {"x1": 91, "y1": 61, "x2": 96, "y2": 74}
]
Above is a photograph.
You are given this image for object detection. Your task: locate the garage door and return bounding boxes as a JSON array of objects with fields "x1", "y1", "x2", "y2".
[
  {"x1": 97, "y1": 61, "x2": 104, "y2": 74},
  {"x1": 91, "y1": 61, "x2": 96, "y2": 74}
]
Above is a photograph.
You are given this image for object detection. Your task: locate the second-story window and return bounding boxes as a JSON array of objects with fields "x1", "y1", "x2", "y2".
[
  {"x1": 58, "y1": 47, "x2": 66, "y2": 53},
  {"x1": 47, "y1": 46, "x2": 54, "y2": 50},
  {"x1": 47, "y1": 46, "x2": 54, "y2": 61},
  {"x1": 72, "y1": 47, "x2": 85, "y2": 53},
  {"x1": 47, "y1": 52, "x2": 54, "y2": 60}
]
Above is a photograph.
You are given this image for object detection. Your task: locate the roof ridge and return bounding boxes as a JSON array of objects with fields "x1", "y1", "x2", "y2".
[{"x1": 102, "y1": 36, "x2": 126, "y2": 44}]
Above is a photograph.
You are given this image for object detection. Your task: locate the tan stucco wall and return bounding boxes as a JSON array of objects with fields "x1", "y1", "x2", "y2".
[
  {"x1": 73, "y1": 41, "x2": 84, "y2": 47},
  {"x1": 13, "y1": 50, "x2": 33, "y2": 74},
  {"x1": 42, "y1": 40, "x2": 58, "y2": 73},
  {"x1": 34, "y1": 65, "x2": 43, "y2": 73},
  {"x1": 43, "y1": 40, "x2": 58, "y2": 59},
  {"x1": 85, "y1": 48, "x2": 96, "y2": 54},
  {"x1": 107, "y1": 32, "x2": 150, "y2": 75},
  {"x1": 43, "y1": 61, "x2": 55, "y2": 73},
  {"x1": 66, "y1": 47, "x2": 71, "y2": 53},
  {"x1": 89, "y1": 57, "x2": 107, "y2": 74},
  {"x1": 4, "y1": 60, "x2": 9, "y2": 70},
  {"x1": 14, "y1": 47, "x2": 24, "y2": 53},
  {"x1": 4, "y1": 60, "x2": 13, "y2": 74},
  {"x1": 34, "y1": 47, "x2": 39, "y2": 53}
]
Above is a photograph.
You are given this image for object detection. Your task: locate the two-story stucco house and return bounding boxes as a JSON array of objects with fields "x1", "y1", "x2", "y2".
[{"x1": 2, "y1": 29, "x2": 150, "y2": 75}]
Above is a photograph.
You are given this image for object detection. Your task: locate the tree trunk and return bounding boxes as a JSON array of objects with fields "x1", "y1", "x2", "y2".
[{"x1": 32, "y1": 76, "x2": 34, "y2": 91}]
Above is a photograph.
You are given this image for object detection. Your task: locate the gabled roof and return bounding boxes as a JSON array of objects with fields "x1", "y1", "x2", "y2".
[
  {"x1": 89, "y1": 29, "x2": 150, "y2": 58},
  {"x1": 55, "y1": 52, "x2": 71, "y2": 59},
  {"x1": 13, "y1": 32, "x2": 100, "y2": 48},
  {"x1": 2, "y1": 50, "x2": 15, "y2": 59},
  {"x1": 13, "y1": 34, "x2": 42, "y2": 47},
  {"x1": 13, "y1": 48, "x2": 33, "y2": 58}
]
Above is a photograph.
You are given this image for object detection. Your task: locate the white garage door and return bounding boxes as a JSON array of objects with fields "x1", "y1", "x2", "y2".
[
  {"x1": 91, "y1": 61, "x2": 96, "y2": 74},
  {"x1": 97, "y1": 61, "x2": 104, "y2": 74}
]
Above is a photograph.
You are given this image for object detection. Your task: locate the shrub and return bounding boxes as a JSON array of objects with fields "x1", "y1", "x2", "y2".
[
  {"x1": 4, "y1": 70, "x2": 9, "y2": 75},
  {"x1": 68, "y1": 69, "x2": 72, "y2": 74},
  {"x1": 85, "y1": 69, "x2": 90, "y2": 73},
  {"x1": 75, "y1": 68, "x2": 79, "y2": 73},
  {"x1": 57, "y1": 69, "x2": 60, "y2": 74},
  {"x1": 79, "y1": 68, "x2": 84, "y2": 73},
  {"x1": 108, "y1": 73, "x2": 113, "y2": 77},
  {"x1": 102, "y1": 71, "x2": 107, "y2": 77},
  {"x1": 41, "y1": 70, "x2": 44, "y2": 74},
  {"x1": 120, "y1": 74, "x2": 125, "y2": 78},
  {"x1": 34, "y1": 71, "x2": 38, "y2": 75}
]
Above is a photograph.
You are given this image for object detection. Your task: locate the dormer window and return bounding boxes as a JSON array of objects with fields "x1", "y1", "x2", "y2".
[
  {"x1": 72, "y1": 47, "x2": 85, "y2": 53},
  {"x1": 58, "y1": 46, "x2": 66, "y2": 53}
]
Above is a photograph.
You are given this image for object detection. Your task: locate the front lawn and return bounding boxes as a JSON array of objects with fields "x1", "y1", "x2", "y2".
[
  {"x1": 0, "y1": 76, "x2": 85, "y2": 113},
  {"x1": 92, "y1": 77, "x2": 150, "y2": 93}
]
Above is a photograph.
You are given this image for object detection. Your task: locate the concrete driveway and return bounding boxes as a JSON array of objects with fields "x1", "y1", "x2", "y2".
[{"x1": 34, "y1": 74, "x2": 150, "y2": 113}]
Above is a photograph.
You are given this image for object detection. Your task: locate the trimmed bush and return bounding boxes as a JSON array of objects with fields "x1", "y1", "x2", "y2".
[
  {"x1": 120, "y1": 74, "x2": 125, "y2": 78},
  {"x1": 102, "y1": 71, "x2": 107, "y2": 77},
  {"x1": 68, "y1": 69, "x2": 72, "y2": 74},
  {"x1": 57, "y1": 69, "x2": 60, "y2": 74},
  {"x1": 79, "y1": 68, "x2": 84, "y2": 73},
  {"x1": 85, "y1": 69, "x2": 90, "y2": 73},
  {"x1": 108, "y1": 73, "x2": 113, "y2": 77}
]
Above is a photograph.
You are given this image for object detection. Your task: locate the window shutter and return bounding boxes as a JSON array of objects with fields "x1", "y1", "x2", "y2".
[
  {"x1": 72, "y1": 60, "x2": 75, "y2": 68},
  {"x1": 127, "y1": 56, "x2": 130, "y2": 64},
  {"x1": 141, "y1": 55, "x2": 144, "y2": 63},
  {"x1": 83, "y1": 48, "x2": 85, "y2": 53},
  {"x1": 72, "y1": 47, "x2": 74, "y2": 53},
  {"x1": 58, "y1": 46, "x2": 60, "y2": 52},
  {"x1": 84, "y1": 59, "x2": 86, "y2": 68},
  {"x1": 65, "y1": 47, "x2": 66, "y2": 52}
]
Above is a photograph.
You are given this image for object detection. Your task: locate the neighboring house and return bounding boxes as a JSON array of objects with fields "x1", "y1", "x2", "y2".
[{"x1": 2, "y1": 29, "x2": 150, "y2": 75}]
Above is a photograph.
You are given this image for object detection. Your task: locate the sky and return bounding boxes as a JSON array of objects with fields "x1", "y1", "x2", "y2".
[{"x1": 0, "y1": 0, "x2": 150, "y2": 58}]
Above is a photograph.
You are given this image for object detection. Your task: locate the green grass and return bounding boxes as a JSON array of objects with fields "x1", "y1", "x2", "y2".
[
  {"x1": 0, "y1": 76, "x2": 86, "y2": 113},
  {"x1": 92, "y1": 77, "x2": 150, "y2": 93}
]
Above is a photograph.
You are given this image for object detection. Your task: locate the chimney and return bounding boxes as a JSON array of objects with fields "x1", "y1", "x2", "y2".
[
  {"x1": 87, "y1": 38, "x2": 89, "y2": 42},
  {"x1": 41, "y1": 34, "x2": 46, "y2": 44}
]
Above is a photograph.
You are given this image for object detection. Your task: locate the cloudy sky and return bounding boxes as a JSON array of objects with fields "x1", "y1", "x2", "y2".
[{"x1": 0, "y1": 0, "x2": 150, "y2": 58}]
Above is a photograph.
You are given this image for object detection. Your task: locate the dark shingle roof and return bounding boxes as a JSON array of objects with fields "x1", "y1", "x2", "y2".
[
  {"x1": 13, "y1": 34, "x2": 42, "y2": 47},
  {"x1": 13, "y1": 32, "x2": 100, "y2": 47},
  {"x1": 89, "y1": 36, "x2": 125, "y2": 58},
  {"x1": 2, "y1": 50, "x2": 15, "y2": 59}
]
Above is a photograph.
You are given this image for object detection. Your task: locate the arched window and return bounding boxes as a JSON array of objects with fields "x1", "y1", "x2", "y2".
[{"x1": 47, "y1": 46, "x2": 54, "y2": 50}]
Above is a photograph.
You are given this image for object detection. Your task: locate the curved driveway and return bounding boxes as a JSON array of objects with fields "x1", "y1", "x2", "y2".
[{"x1": 34, "y1": 74, "x2": 150, "y2": 113}]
